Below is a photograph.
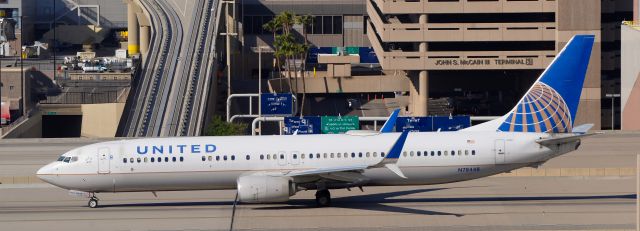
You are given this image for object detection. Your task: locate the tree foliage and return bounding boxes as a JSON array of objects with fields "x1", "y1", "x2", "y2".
[{"x1": 204, "y1": 116, "x2": 247, "y2": 136}]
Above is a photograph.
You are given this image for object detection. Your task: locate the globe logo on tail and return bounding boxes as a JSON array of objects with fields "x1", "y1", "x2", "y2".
[{"x1": 498, "y1": 82, "x2": 572, "y2": 133}]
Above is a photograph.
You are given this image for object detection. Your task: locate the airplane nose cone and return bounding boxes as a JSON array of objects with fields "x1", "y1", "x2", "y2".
[{"x1": 36, "y1": 163, "x2": 57, "y2": 183}]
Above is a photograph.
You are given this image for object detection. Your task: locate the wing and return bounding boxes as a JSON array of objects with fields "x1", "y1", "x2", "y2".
[{"x1": 270, "y1": 130, "x2": 411, "y2": 183}]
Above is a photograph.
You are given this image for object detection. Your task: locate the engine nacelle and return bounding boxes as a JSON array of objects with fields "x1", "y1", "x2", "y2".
[{"x1": 237, "y1": 175, "x2": 296, "y2": 203}]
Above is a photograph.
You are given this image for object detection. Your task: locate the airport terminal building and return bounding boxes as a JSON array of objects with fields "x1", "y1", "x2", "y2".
[{"x1": 236, "y1": 0, "x2": 632, "y2": 130}]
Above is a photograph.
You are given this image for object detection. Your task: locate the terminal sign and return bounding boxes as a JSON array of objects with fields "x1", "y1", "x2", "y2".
[
  {"x1": 284, "y1": 116, "x2": 321, "y2": 135},
  {"x1": 321, "y1": 116, "x2": 359, "y2": 134},
  {"x1": 434, "y1": 58, "x2": 534, "y2": 67},
  {"x1": 260, "y1": 93, "x2": 294, "y2": 116}
]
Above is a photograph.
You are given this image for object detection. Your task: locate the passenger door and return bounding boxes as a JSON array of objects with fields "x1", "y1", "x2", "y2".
[
  {"x1": 97, "y1": 147, "x2": 111, "y2": 174},
  {"x1": 494, "y1": 139, "x2": 506, "y2": 164}
]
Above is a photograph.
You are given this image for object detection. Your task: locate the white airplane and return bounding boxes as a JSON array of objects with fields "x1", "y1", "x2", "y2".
[{"x1": 38, "y1": 35, "x2": 596, "y2": 208}]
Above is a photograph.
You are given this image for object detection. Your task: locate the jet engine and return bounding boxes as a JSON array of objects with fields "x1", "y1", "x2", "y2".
[{"x1": 237, "y1": 175, "x2": 296, "y2": 203}]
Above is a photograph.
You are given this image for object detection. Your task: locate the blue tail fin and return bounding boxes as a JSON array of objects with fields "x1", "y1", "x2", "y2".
[{"x1": 497, "y1": 35, "x2": 594, "y2": 133}]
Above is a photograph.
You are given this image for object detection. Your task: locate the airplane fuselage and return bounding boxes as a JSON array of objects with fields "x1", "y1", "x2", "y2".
[{"x1": 37, "y1": 131, "x2": 577, "y2": 193}]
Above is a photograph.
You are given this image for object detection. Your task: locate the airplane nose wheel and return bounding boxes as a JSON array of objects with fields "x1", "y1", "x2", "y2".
[
  {"x1": 315, "y1": 189, "x2": 331, "y2": 207},
  {"x1": 88, "y1": 193, "x2": 99, "y2": 208}
]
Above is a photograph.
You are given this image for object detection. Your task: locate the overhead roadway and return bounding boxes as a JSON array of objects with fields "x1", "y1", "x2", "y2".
[{"x1": 118, "y1": 0, "x2": 223, "y2": 137}]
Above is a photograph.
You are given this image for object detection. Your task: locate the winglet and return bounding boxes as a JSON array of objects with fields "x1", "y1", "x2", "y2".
[
  {"x1": 380, "y1": 109, "x2": 400, "y2": 133},
  {"x1": 372, "y1": 130, "x2": 409, "y2": 178}
]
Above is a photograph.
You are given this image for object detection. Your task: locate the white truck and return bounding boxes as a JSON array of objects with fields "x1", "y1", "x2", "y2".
[{"x1": 82, "y1": 65, "x2": 108, "y2": 73}]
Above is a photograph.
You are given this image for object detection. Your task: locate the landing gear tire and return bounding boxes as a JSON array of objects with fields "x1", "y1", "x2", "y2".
[
  {"x1": 88, "y1": 197, "x2": 99, "y2": 208},
  {"x1": 315, "y1": 189, "x2": 331, "y2": 207}
]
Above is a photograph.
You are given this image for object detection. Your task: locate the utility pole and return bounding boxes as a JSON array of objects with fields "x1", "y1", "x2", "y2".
[
  {"x1": 20, "y1": 15, "x2": 24, "y2": 117},
  {"x1": 53, "y1": 0, "x2": 56, "y2": 80},
  {"x1": 220, "y1": 1, "x2": 236, "y2": 99}
]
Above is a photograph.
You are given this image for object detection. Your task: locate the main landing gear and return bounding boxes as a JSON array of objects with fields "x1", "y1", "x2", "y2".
[
  {"x1": 315, "y1": 189, "x2": 331, "y2": 207},
  {"x1": 88, "y1": 193, "x2": 99, "y2": 208}
]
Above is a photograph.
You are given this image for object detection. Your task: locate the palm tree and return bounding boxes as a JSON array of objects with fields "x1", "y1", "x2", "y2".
[
  {"x1": 295, "y1": 15, "x2": 312, "y2": 115},
  {"x1": 262, "y1": 19, "x2": 283, "y2": 89}
]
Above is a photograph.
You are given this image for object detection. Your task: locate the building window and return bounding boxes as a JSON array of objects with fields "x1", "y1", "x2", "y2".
[{"x1": 309, "y1": 15, "x2": 343, "y2": 34}]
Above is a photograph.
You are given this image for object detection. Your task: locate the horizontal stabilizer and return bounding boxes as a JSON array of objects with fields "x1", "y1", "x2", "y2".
[
  {"x1": 535, "y1": 133, "x2": 598, "y2": 146},
  {"x1": 571, "y1": 124, "x2": 594, "y2": 134}
]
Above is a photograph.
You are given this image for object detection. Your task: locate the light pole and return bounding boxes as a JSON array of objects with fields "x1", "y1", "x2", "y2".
[
  {"x1": 605, "y1": 93, "x2": 621, "y2": 130},
  {"x1": 251, "y1": 46, "x2": 273, "y2": 135}
]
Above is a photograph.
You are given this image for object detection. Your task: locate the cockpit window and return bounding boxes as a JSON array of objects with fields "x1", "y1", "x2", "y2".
[
  {"x1": 63, "y1": 157, "x2": 71, "y2": 163},
  {"x1": 57, "y1": 156, "x2": 65, "y2": 161},
  {"x1": 70, "y1": 157, "x2": 78, "y2": 162}
]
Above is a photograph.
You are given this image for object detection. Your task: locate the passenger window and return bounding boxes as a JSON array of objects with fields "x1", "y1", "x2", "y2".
[
  {"x1": 273, "y1": 154, "x2": 278, "y2": 160},
  {"x1": 351, "y1": 152, "x2": 356, "y2": 158},
  {"x1": 431, "y1": 151, "x2": 435, "y2": 156},
  {"x1": 266, "y1": 154, "x2": 270, "y2": 160},
  {"x1": 437, "y1": 151, "x2": 441, "y2": 156},
  {"x1": 260, "y1": 154, "x2": 265, "y2": 160},
  {"x1": 208, "y1": 156, "x2": 212, "y2": 161},
  {"x1": 137, "y1": 157, "x2": 141, "y2": 163},
  {"x1": 180, "y1": 156, "x2": 184, "y2": 162},
  {"x1": 158, "y1": 157, "x2": 162, "y2": 163},
  {"x1": 337, "y1": 153, "x2": 341, "y2": 158},
  {"x1": 329, "y1": 153, "x2": 333, "y2": 158},
  {"x1": 402, "y1": 151, "x2": 407, "y2": 157},
  {"x1": 172, "y1": 157, "x2": 176, "y2": 162},
  {"x1": 323, "y1": 153, "x2": 327, "y2": 159},
  {"x1": 309, "y1": 154, "x2": 313, "y2": 159},
  {"x1": 224, "y1": 156, "x2": 228, "y2": 161},
  {"x1": 457, "y1": 150, "x2": 461, "y2": 155},
  {"x1": 417, "y1": 151, "x2": 421, "y2": 156},
  {"x1": 231, "y1": 155, "x2": 235, "y2": 161},
  {"x1": 144, "y1": 157, "x2": 148, "y2": 163},
  {"x1": 216, "y1": 156, "x2": 220, "y2": 161},
  {"x1": 293, "y1": 154, "x2": 298, "y2": 159},
  {"x1": 366, "y1": 152, "x2": 370, "y2": 157},
  {"x1": 165, "y1": 157, "x2": 169, "y2": 162},
  {"x1": 465, "y1": 150, "x2": 469, "y2": 155},
  {"x1": 451, "y1": 150, "x2": 455, "y2": 156},
  {"x1": 359, "y1": 152, "x2": 363, "y2": 158},
  {"x1": 316, "y1": 153, "x2": 320, "y2": 159},
  {"x1": 202, "y1": 156, "x2": 206, "y2": 161},
  {"x1": 409, "y1": 151, "x2": 414, "y2": 157},
  {"x1": 151, "y1": 157, "x2": 155, "y2": 162},
  {"x1": 280, "y1": 154, "x2": 284, "y2": 159},
  {"x1": 373, "y1": 152, "x2": 378, "y2": 157},
  {"x1": 381, "y1": 152, "x2": 385, "y2": 157},
  {"x1": 472, "y1": 150, "x2": 476, "y2": 155},
  {"x1": 123, "y1": 158, "x2": 127, "y2": 163},
  {"x1": 246, "y1": 155, "x2": 250, "y2": 160}
]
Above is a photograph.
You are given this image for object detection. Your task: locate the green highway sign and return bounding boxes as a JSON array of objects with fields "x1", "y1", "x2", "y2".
[{"x1": 321, "y1": 116, "x2": 359, "y2": 134}]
